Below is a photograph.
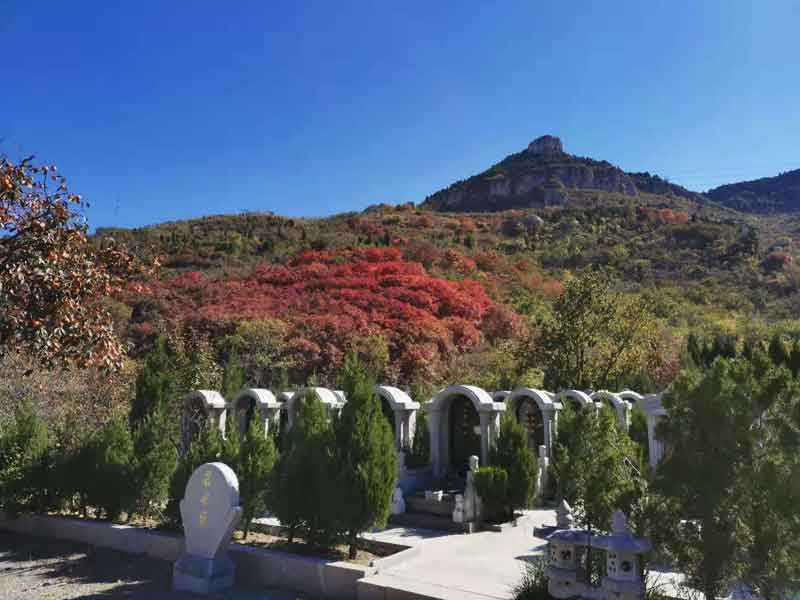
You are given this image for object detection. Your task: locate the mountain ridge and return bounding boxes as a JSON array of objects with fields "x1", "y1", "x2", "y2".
[
  {"x1": 421, "y1": 135, "x2": 704, "y2": 212},
  {"x1": 707, "y1": 168, "x2": 800, "y2": 213}
]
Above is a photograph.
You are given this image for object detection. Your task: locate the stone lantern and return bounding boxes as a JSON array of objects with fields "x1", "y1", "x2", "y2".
[
  {"x1": 594, "y1": 510, "x2": 651, "y2": 600},
  {"x1": 547, "y1": 500, "x2": 589, "y2": 598}
]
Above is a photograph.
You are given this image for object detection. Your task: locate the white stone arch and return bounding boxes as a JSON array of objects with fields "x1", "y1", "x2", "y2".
[
  {"x1": 555, "y1": 389, "x2": 599, "y2": 411},
  {"x1": 590, "y1": 390, "x2": 631, "y2": 431},
  {"x1": 182, "y1": 390, "x2": 227, "y2": 453},
  {"x1": 424, "y1": 384, "x2": 506, "y2": 477},
  {"x1": 374, "y1": 385, "x2": 420, "y2": 451},
  {"x1": 506, "y1": 387, "x2": 563, "y2": 457},
  {"x1": 283, "y1": 386, "x2": 345, "y2": 430},
  {"x1": 231, "y1": 388, "x2": 282, "y2": 437},
  {"x1": 491, "y1": 390, "x2": 511, "y2": 402},
  {"x1": 618, "y1": 390, "x2": 644, "y2": 405}
]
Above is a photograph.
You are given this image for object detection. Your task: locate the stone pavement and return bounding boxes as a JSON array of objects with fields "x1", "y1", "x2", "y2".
[{"x1": 359, "y1": 508, "x2": 555, "y2": 600}]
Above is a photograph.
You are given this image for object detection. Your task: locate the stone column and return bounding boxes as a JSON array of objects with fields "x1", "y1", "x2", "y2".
[
  {"x1": 428, "y1": 410, "x2": 443, "y2": 478},
  {"x1": 260, "y1": 407, "x2": 280, "y2": 437},
  {"x1": 537, "y1": 444, "x2": 549, "y2": 502},
  {"x1": 641, "y1": 394, "x2": 667, "y2": 470},
  {"x1": 209, "y1": 407, "x2": 226, "y2": 437},
  {"x1": 393, "y1": 412, "x2": 404, "y2": 450},
  {"x1": 479, "y1": 412, "x2": 491, "y2": 467},
  {"x1": 400, "y1": 410, "x2": 415, "y2": 449},
  {"x1": 646, "y1": 414, "x2": 665, "y2": 469}
]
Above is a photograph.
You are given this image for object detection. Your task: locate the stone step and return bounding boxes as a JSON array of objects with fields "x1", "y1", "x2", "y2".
[
  {"x1": 405, "y1": 495, "x2": 456, "y2": 517},
  {"x1": 388, "y1": 512, "x2": 471, "y2": 533}
]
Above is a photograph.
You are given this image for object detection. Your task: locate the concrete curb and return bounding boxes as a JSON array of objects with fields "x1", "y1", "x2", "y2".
[{"x1": 0, "y1": 513, "x2": 420, "y2": 600}]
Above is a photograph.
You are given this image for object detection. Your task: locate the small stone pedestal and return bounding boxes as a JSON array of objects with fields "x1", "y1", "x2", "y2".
[{"x1": 172, "y1": 462, "x2": 242, "y2": 595}]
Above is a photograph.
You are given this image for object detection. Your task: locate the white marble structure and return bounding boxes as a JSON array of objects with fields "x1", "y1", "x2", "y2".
[
  {"x1": 182, "y1": 391, "x2": 227, "y2": 452},
  {"x1": 374, "y1": 385, "x2": 420, "y2": 451},
  {"x1": 537, "y1": 444, "x2": 549, "y2": 501},
  {"x1": 281, "y1": 386, "x2": 345, "y2": 430},
  {"x1": 640, "y1": 393, "x2": 667, "y2": 469},
  {"x1": 390, "y1": 487, "x2": 406, "y2": 515},
  {"x1": 589, "y1": 390, "x2": 632, "y2": 431},
  {"x1": 425, "y1": 385, "x2": 506, "y2": 478},
  {"x1": 173, "y1": 462, "x2": 242, "y2": 595},
  {"x1": 230, "y1": 388, "x2": 282, "y2": 437},
  {"x1": 555, "y1": 389, "x2": 599, "y2": 411},
  {"x1": 505, "y1": 387, "x2": 563, "y2": 458}
]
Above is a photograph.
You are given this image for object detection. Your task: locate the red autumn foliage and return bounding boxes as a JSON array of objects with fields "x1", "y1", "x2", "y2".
[
  {"x1": 763, "y1": 251, "x2": 793, "y2": 271},
  {"x1": 637, "y1": 207, "x2": 690, "y2": 224},
  {"x1": 133, "y1": 248, "x2": 518, "y2": 381}
]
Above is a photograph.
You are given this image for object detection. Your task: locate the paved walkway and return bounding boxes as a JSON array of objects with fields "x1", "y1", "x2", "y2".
[{"x1": 360, "y1": 509, "x2": 555, "y2": 600}]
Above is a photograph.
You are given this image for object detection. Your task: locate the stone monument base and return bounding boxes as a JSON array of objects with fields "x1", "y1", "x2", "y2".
[{"x1": 172, "y1": 553, "x2": 236, "y2": 595}]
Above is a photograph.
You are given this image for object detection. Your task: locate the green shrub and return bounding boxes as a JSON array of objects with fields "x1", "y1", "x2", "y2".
[
  {"x1": 0, "y1": 399, "x2": 53, "y2": 515},
  {"x1": 474, "y1": 466, "x2": 508, "y2": 522},
  {"x1": 491, "y1": 416, "x2": 537, "y2": 515},
  {"x1": 86, "y1": 414, "x2": 137, "y2": 521},
  {"x1": 512, "y1": 556, "x2": 552, "y2": 600}
]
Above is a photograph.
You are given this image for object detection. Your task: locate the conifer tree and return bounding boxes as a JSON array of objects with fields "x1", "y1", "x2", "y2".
[
  {"x1": 88, "y1": 414, "x2": 137, "y2": 521},
  {"x1": 238, "y1": 416, "x2": 277, "y2": 538},
  {"x1": 132, "y1": 403, "x2": 178, "y2": 519},
  {"x1": 491, "y1": 415, "x2": 537, "y2": 518},
  {"x1": 268, "y1": 393, "x2": 337, "y2": 545},
  {"x1": 654, "y1": 356, "x2": 800, "y2": 600},
  {"x1": 0, "y1": 398, "x2": 51, "y2": 515},
  {"x1": 222, "y1": 351, "x2": 246, "y2": 402},
  {"x1": 553, "y1": 404, "x2": 642, "y2": 532},
  {"x1": 131, "y1": 337, "x2": 179, "y2": 425},
  {"x1": 335, "y1": 355, "x2": 397, "y2": 559}
]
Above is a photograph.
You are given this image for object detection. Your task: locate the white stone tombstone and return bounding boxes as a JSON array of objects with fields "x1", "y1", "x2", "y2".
[
  {"x1": 173, "y1": 462, "x2": 242, "y2": 595},
  {"x1": 390, "y1": 487, "x2": 406, "y2": 515},
  {"x1": 452, "y1": 494, "x2": 466, "y2": 523},
  {"x1": 463, "y1": 455, "x2": 482, "y2": 523}
]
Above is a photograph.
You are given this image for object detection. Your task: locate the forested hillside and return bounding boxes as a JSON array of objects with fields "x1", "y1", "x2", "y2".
[
  {"x1": 707, "y1": 168, "x2": 800, "y2": 213},
  {"x1": 96, "y1": 180, "x2": 800, "y2": 394}
]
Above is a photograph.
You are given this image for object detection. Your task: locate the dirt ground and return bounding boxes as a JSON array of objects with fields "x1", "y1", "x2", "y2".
[
  {"x1": 0, "y1": 531, "x2": 295, "y2": 600},
  {"x1": 231, "y1": 530, "x2": 381, "y2": 565}
]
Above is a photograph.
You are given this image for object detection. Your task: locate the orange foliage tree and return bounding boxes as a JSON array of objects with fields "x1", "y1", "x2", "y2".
[{"x1": 0, "y1": 156, "x2": 145, "y2": 369}]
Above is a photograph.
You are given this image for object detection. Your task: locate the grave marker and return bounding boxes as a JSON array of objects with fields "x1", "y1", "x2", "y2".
[{"x1": 172, "y1": 462, "x2": 242, "y2": 595}]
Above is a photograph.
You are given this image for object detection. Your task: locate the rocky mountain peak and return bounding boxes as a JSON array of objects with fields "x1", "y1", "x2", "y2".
[{"x1": 527, "y1": 135, "x2": 564, "y2": 157}]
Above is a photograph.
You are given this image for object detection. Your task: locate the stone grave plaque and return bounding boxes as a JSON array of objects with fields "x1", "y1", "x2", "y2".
[{"x1": 172, "y1": 462, "x2": 242, "y2": 595}]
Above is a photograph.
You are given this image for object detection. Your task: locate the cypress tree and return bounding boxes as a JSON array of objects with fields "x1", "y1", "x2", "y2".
[
  {"x1": 491, "y1": 415, "x2": 537, "y2": 518},
  {"x1": 88, "y1": 414, "x2": 137, "y2": 521},
  {"x1": 768, "y1": 333, "x2": 790, "y2": 368},
  {"x1": 335, "y1": 355, "x2": 397, "y2": 559},
  {"x1": 132, "y1": 337, "x2": 179, "y2": 425},
  {"x1": 132, "y1": 403, "x2": 179, "y2": 519},
  {"x1": 222, "y1": 351, "x2": 246, "y2": 402},
  {"x1": 239, "y1": 417, "x2": 277, "y2": 538},
  {"x1": 268, "y1": 393, "x2": 334, "y2": 545}
]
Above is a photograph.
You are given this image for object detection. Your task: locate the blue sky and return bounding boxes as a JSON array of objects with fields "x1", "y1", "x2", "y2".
[{"x1": 2, "y1": 1, "x2": 799, "y2": 229}]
